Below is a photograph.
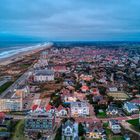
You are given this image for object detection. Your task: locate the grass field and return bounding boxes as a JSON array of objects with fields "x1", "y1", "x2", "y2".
[
  {"x1": 97, "y1": 111, "x2": 107, "y2": 118},
  {"x1": 11, "y1": 120, "x2": 29, "y2": 140},
  {"x1": 127, "y1": 118, "x2": 140, "y2": 132},
  {"x1": 127, "y1": 118, "x2": 139, "y2": 126},
  {"x1": 110, "y1": 135, "x2": 123, "y2": 140},
  {"x1": 0, "y1": 81, "x2": 13, "y2": 94}
]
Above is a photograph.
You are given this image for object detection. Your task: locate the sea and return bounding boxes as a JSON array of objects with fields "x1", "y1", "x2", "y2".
[{"x1": 0, "y1": 41, "x2": 49, "y2": 59}]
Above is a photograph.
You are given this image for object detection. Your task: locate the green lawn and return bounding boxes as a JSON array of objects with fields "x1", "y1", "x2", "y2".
[
  {"x1": 127, "y1": 118, "x2": 140, "y2": 132},
  {"x1": 97, "y1": 111, "x2": 107, "y2": 118},
  {"x1": 20, "y1": 64, "x2": 30, "y2": 69},
  {"x1": 11, "y1": 120, "x2": 29, "y2": 140},
  {"x1": 127, "y1": 119, "x2": 139, "y2": 126},
  {"x1": 103, "y1": 122, "x2": 109, "y2": 128},
  {"x1": 0, "y1": 81, "x2": 13, "y2": 94},
  {"x1": 0, "y1": 127, "x2": 7, "y2": 132},
  {"x1": 110, "y1": 135, "x2": 123, "y2": 140}
]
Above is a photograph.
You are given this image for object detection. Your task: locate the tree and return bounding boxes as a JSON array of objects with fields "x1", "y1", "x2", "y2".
[
  {"x1": 98, "y1": 86, "x2": 107, "y2": 95},
  {"x1": 78, "y1": 123, "x2": 85, "y2": 136},
  {"x1": 37, "y1": 132, "x2": 42, "y2": 139}
]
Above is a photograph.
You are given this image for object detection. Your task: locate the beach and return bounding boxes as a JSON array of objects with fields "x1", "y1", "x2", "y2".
[{"x1": 0, "y1": 43, "x2": 52, "y2": 66}]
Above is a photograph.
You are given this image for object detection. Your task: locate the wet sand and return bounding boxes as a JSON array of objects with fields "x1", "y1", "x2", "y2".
[{"x1": 0, "y1": 46, "x2": 48, "y2": 66}]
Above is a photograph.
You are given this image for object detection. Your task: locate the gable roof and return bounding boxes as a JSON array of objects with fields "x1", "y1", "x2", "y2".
[{"x1": 46, "y1": 104, "x2": 53, "y2": 111}]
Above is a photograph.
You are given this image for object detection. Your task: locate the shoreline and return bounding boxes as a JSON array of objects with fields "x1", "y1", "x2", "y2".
[{"x1": 0, "y1": 44, "x2": 52, "y2": 66}]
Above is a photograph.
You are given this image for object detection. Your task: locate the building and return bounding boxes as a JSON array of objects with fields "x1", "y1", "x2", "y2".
[
  {"x1": 33, "y1": 69, "x2": 54, "y2": 82},
  {"x1": 0, "y1": 98, "x2": 23, "y2": 112},
  {"x1": 56, "y1": 105, "x2": 67, "y2": 117},
  {"x1": 106, "y1": 105, "x2": 118, "y2": 116},
  {"x1": 107, "y1": 91, "x2": 129, "y2": 101},
  {"x1": 34, "y1": 58, "x2": 48, "y2": 69},
  {"x1": 52, "y1": 65, "x2": 67, "y2": 73},
  {"x1": 14, "y1": 85, "x2": 30, "y2": 98},
  {"x1": 123, "y1": 102, "x2": 139, "y2": 114},
  {"x1": 25, "y1": 111, "x2": 55, "y2": 134},
  {"x1": 109, "y1": 120, "x2": 121, "y2": 134},
  {"x1": 40, "y1": 51, "x2": 48, "y2": 59},
  {"x1": 81, "y1": 85, "x2": 89, "y2": 93},
  {"x1": 84, "y1": 121, "x2": 105, "y2": 139},
  {"x1": 70, "y1": 102, "x2": 89, "y2": 117},
  {"x1": 62, "y1": 119, "x2": 78, "y2": 140}
]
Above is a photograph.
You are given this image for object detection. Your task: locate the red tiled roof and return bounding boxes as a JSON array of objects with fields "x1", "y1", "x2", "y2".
[
  {"x1": 46, "y1": 104, "x2": 52, "y2": 111},
  {"x1": 81, "y1": 85, "x2": 89, "y2": 91},
  {"x1": 32, "y1": 104, "x2": 38, "y2": 111},
  {"x1": 130, "y1": 99, "x2": 140, "y2": 104},
  {"x1": 57, "y1": 105, "x2": 65, "y2": 111},
  {"x1": 0, "y1": 112, "x2": 5, "y2": 119}
]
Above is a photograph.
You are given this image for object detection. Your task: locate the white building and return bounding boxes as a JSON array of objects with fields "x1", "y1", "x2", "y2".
[
  {"x1": 109, "y1": 87, "x2": 118, "y2": 92},
  {"x1": 0, "y1": 98, "x2": 23, "y2": 112},
  {"x1": 34, "y1": 69, "x2": 54, "y2": 82},
  {"x1": 123, "y1": 102, "x2": 139, "y2": 114},
  {"x1": 70, "y1": 102, "x2": 89, "y2": 117},
  {"x1": 62, "y1": 120, "x2": 78, "y2": 140},
  {"x1": 109, "y1": 120, "x2": 121, "y2": 134}
]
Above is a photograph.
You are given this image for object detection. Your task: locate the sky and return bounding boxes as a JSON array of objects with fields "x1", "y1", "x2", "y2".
[{"x1": 0, "y1": 0, "x2": 140, "y2": 41}]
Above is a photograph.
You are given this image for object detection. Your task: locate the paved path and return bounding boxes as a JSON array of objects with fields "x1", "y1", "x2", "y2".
[
  {"x1": 11, "y1": 114, "x2": 139, "y2": 122},
  {"x1": 0, "y1": 67, "x2": 33, "y2": 98},
  {"x1": 121, "y1": 121, "x2": 140, "y2": 136}
]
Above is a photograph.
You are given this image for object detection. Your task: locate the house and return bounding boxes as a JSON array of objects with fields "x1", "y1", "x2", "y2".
[
  {"x1": 80, "y1": 74, "x2": 93, "y2": 81},
  {"x1": 52, "y1": 65, "x2": 67, "y2": 73},
  {"x1": 81, "y1": 85, "x2": 89, "y2": 93},
  {"x1": 62, "y1": 119, "x2": 78, "y2": 140},
  {"x1": 91, "y1": 88, "x2": 100, "y2": 95},
  {"x1": 92, "y1": 95, "x2": 103, "y2": 102},
  {"x1": 62, "y1": 91, "x2": 77, "y2": 104},
  {"x1": 56, "y1": 105, "x2": 67, "y2": 117},
  {"x1": 62, "y1": 120, "x2": 74, "y2": 138},
  {"x1": 109, "y1": 87, "x2": 118, "y2": 92},
  {"x1": 106, "y1": 105, "x2": 118, "y2": 116},
  {"x1": 33, "y1": 69, "x2": 54, "y2": 82},
  {"x1": 70, "y1": 102, "x2": 89, "y2": 117},
  {"x1": 123, "y1": 102, "x2": 139, "y2": 114},
  {"x1": 84, "y1": 121, "x2": 105, "y2": 139},
  {"x1": 109, "y1": 120, "x2": 121, "y2": 134},
  {"x1": 46, "y1": 104, "x2": 55, "y2": 114},
  {"x1": 34, "y1": 58, "x2": 48, "y2": 69}
]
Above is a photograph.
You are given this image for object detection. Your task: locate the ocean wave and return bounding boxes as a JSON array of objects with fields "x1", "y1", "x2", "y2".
[{"x1": 0, "y1": 42, "x2": 52, "y2": 59}]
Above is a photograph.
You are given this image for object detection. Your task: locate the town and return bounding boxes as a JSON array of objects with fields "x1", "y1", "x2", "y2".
[{"x1": 0, "y1": 43, "x2": 139, "y2": 140}]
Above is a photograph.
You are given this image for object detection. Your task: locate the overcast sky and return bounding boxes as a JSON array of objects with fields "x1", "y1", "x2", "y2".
[{"x1": 0, "y1": 0, "x2": 140, "y2": 41}]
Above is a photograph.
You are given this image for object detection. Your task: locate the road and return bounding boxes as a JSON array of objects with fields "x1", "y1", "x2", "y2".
[
  {"x1": 0, "y1": 67, "x2": 33, "y2": 98},
  {"x1": 121, "y1": 121, "x2": 140, "y2": 136},
  {"x1": 11, "y1": 114, "x2": 139, "y2": 122},
  {"x1": 74, "y1": 114, "x2": 139, "y2": 122},
  {"x1": 0, "y1": 79, "x2": 9, "y2": 87}
]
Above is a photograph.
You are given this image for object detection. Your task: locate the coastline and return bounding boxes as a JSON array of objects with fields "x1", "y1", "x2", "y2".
[{"x1": 0, "y1": 43, "x2": 52, "y2": 66}]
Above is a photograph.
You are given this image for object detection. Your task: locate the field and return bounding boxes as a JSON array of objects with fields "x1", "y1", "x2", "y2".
[
  {"x1": 0, "y1": 81, "x2": 13, "y2": 94},
  {"x1": 96, "y1": 111, "x2": 107, "y2": 118},
  {"x1": 11, "y1": 120, "x2": 29, "y2": 140},
  {"x1": 127, "y1": 118, "x2": 140, "y2": 132},
  {"x1": 127, "y1": 118, "x2": 139, "y2": 126}
]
